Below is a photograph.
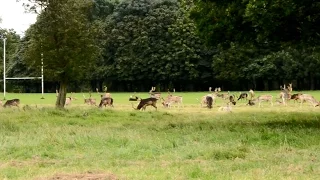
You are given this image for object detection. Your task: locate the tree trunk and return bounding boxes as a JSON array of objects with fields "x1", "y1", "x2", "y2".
[
  {"x1": 310, "y1": 74, "x2": 315, "y2": 90},
  {"x1": 56, "y1": 81, "x2": 67, "y2": 108}
]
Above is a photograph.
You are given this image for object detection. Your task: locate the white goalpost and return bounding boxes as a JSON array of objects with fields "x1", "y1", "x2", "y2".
[{"x1": 2, "y1": 36, "x2": 44, "y2": 100}]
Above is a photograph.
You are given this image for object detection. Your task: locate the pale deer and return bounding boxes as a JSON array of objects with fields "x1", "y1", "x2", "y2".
[
  {"x1": 65, "y1": 92, "x2": 76, "y2": 106},
  {"x1": 249, "y1": 89, "x2": 255, "y2": 100},
  {"x1": 83, "y1": 92, "x2": 96, "y2": 105},
  {"x1": 256, "y1": 95, "x2": 273, "y2": 107},
  {"x1": 162, "y1": 94, "x2": 183, "y2": 108},
  {"x1": 298, "y1": 94, "x2": 319, "y2": 107},
  {"x1": 218, "y1": 103, "x2": 232, "y2": 112},
  {"x1": 149, "y1": 86, "x2": 161, "y2": 99}
]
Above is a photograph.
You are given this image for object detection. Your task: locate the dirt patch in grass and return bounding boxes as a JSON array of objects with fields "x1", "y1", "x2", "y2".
[{"x1": 38, "y1": 171, "x2": 118, "y2": 180}]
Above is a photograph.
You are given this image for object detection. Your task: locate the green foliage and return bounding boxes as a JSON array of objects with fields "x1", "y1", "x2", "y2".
[
  {"x1": 94, "y1": 0, "x2": 206, "y2": 87},
  {"x1": 24, "y1": 0, "x2": 99, "y2": 83},
  {"x1": 191, "y1": 0, "x2": 320, "y2": 88}
]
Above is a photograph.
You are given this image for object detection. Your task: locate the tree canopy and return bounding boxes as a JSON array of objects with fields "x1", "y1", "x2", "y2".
[
  {"x1": 24, "y1": 0, "x2": 99, "y2": 107},
  {"x1": 5, "y1": 0, "x2": 320, "y2": 95}
]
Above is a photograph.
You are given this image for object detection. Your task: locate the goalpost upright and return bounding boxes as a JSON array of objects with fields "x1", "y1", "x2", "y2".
[{"x1": 2, "y1": 36, "x2": 44, "y2": 100}]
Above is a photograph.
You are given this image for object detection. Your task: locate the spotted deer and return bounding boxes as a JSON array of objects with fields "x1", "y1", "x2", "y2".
[
  {"x1": 83, "y1": 92, "x2": 96, "y2": 105},
  {"x1": 149, "y1": 86, "x2": 161, "y2": 99},
  {"x1": 162, "y1": 94, "x2": 183, "y2": 108},
  {"x1": 256, "y1": 95, "x2": 273, "y2": 107},
  {"x1": 297, "y1": 94, "x2": 320, "y2": 107}
]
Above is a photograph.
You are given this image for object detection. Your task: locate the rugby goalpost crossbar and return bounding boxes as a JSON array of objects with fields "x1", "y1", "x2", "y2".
[{"x1": 2, "y1": 37, "x2": 45, "y2": 100}]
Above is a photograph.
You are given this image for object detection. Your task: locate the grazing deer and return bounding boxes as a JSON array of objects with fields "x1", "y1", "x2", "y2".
[
  {"x1": 3, "y1": 99, "x2": 20, "y2": 108},
  {"x1": 199, "y1": 93, "x2": 216, "y2": 108},
  {"x1": 99, "y1": 96, "x2": 114, "y2": 108},
  {"x1": 162, "y1": 94, "x2": 183, "y2": 108},
  {"x1": 149, "y1": 86, "x2": 161, "y2": 99},
  {"x1": 247, "y1": 99, "x2": 256, "y2": 106},
  {"x1": 133, "y1": 97, "x2": 158, "y2": 111},
  {"x1": 297, "y1": 94, "x2": 319, "y2": 107},
  {"x1": 256, "y1": 95, "x2": 273, "y2": 107},
  {"x1": 289, "y1": 93, "x2": 302, "y2": 103},
  {"x1": 215, "y1": 91, "x2": 230, "y2": 100},
  {"x1": 229, "y1": 95, "x2": 237, "y2": 105},
  {"x1": 206, "y1": 96, "x2": 213, "y2": 109},
  {"x1": 237, "y1": 92, "x2": 248, "y2": 101}
]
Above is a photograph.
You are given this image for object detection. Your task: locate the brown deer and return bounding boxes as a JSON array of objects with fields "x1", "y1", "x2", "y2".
[
  {"x1": 98, "y1": 95, "x2": 114, "y2": 108},
  {"x1": 3, "y1": 99, "x2": 20, "y2": 108},
  {"x1": 206, "y1": 96, "x2": 213, "y2": 109},
  {"x1": 133, "y1": 97, "x2": 158, "y2": 111},
  {"x1": 289, "y1": 93, "x2": 302, "y2": 103},
  {"x1": 199, "y1": 93, "x2": 216, "y2": 108}
]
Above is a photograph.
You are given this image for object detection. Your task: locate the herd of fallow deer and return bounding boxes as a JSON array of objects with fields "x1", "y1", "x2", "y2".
[{"x1": 1, "y1": 83, "x2": 319, "y2": 111}]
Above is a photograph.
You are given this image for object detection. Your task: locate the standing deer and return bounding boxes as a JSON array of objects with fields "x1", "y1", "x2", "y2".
[
  {"x1": 83, "y1": 92, "x2": 96, "y2": 105},
  {"x1": 162, "y1": 94, "x2": 183, "y2": 108},
  {"x1": 149, "y1": 86, "x2": 161, "y2": 99},
  {"x1": 256, "y1": 95, "x2": 273, "y2": 107},
  {"x1": 278, "y1": 83, "x2": 292, "y2": 106},
  {"x1": 99, "y1": 95, "x2": 114, "y2": 108}
]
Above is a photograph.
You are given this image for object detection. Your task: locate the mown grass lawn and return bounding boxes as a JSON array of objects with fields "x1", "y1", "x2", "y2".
[{"x1": 1, "y1": 92, "x2": 320, "y2": 179}]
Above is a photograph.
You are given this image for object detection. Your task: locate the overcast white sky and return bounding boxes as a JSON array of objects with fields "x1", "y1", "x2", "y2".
[{"x1": 0, "y1": 0, "x2": 37, "y2": 35}]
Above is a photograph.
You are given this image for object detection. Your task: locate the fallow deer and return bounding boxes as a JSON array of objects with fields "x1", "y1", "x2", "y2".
[
  {"x1": 83, "y1": 92, "x2": 96, "y2": 105},
  {"x1": 161, "y1": 94, "x2": 183, "y2": 108},
  {"x1": 297, "y1": 94, "x2": 320, "y2": 107},
  {"x1": 3, "y1": 99, "x2": 20, "y2": 108},
  {"x1": 99, "y1": 95, "x2": 114, "y2": 108},
  {"x1": 149, "y1": 86, "x2": 161, "y2": 99},
  {"x1": 256, "y1": 95, "x2": 273, "y2": 107},
  {"x1": 133, "y1": 97, "x2": 158, "y2": 111}
]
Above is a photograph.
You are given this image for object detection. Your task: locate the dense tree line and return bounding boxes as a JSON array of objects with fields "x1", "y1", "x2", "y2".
[
  {"x1": 191, "y1": 0, "x2": 320, "y2": 90},
  {"x1": 1, "y1": 0, "x2": 320, "y2": 100}
]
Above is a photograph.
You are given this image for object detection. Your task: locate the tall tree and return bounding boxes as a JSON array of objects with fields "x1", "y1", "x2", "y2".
[{"x1": 24, "y1": 0, "x2": 99, "y2": 108}]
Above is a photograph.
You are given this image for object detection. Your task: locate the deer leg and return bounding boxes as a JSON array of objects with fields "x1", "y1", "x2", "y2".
[{"x1": 151, "y1": 104, "x2": 157, "y2": 110}]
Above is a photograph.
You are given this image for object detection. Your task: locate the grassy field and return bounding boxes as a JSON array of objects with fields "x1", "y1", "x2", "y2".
[{"x1": 1, "y1": 92, "x2": 320, "y2": 179}]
